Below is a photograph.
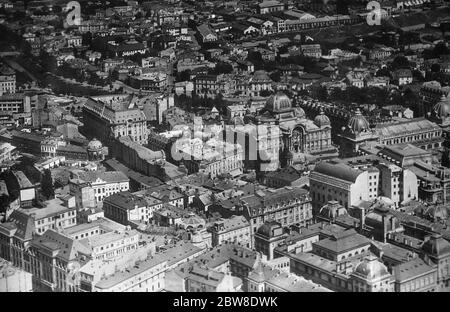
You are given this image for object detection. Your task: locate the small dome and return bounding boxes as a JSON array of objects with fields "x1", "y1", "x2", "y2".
[
  {"x1": 266, "y1": 92, "x2": 292, "y2": 112},
  {"x1": 314, "y1": 109, "x2": 331, "y2": 127},
  {"x1": 256, "y1": 221, "x2": 282, "y2": 238},
  {"x1": 422, "y1": 233, "x2": 450, "y2": 258},
  {"x1": 433, "y1": 94, "x2": 450, "y2": 119},
  {"x1": 319, "y1": 201, "x2": 347, "y2": 220},
  {"x1": 294, "y1": 107, "x2": 306, "y2": 119},
  {"x1": 87, "y1": 138, "x2": 102, "y2": 151},
  {"x1": 353, "y1": 256, "x2": 390, "y2": 281},
  {"x1": 348, "y1": 108, "x2": 370, "y2": 133}
]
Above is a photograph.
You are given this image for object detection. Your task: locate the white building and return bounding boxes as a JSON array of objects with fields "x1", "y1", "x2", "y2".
[
  {"x1": 70, "y1": 171, "x2": 130, "y2": 203},
  {"x1": 310, "y1": 160, "x2": 418, "y2": 212}
]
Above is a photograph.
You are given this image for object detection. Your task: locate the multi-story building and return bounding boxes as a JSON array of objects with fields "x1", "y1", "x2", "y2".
[
  {"x1": 208, "y1": 215, "x2": 251, "y2": 248},
  {"x1": 393, "y1": 257, "x2": 438, "y2": 292},
  {"x1": 0, "y1": 259, "x2": 33, "y2": 292},
  {"x1": 174, "y1": 138, "x2": 243, "y2": 179},
  {"x1": 70, "y1": 171, "x2": 130, "y2": 204},
  {"x1": 300, "y1": 44, "x2": 322, "y2": 58},
  {"x1": 103, "y1": 191, "x2": 163, "y2": 226},
  {"x1": 339, "y1": 108, "x2": 443, "y2": 157},
  {"x1": 310, "y1": 159, "x2": 418, "y2": 212},
  {"x1": 229, "y1": 93, "x2": 336, "y2": 172},
  {"x1": 185, "y1": 265, "x2": 242, "y2": 292},
  {"x1": 111, "y1": 135, "x2": 185, "y2": 182},
  {"x1": 0, "y1": 142, "x2": 15, "y2": 164},
  {"x1": 7, "y1": 198, "x2": 77, "y2": 235},
  {"x1": 257, "y1": 0, "x2": 284, "y2": 14},
  {"x1": 239, "y1": 186, "x2": 312, "y2": 237},
  {"x1": 79, "y1": 230, "x2": 139, "y2": 261},
  {"x1": 129, "y1": 72, "x2": 168, "y2": 92},
  {"x1": 93, "y1": 256, "x2": 167, "y2": 292},
  {"x1": 78, "y1": 20, "x2": 107, "y2": 33},
  {"x1": 407, "y1": 161, "x2": 450, "y2": 205},
  {"x1": 419, "y1": 81, "x2": 450, "y2": 116},
  {"x1": 83, "y1": 95, "x2": 148, "y2": 146},
  {"x1": 197, "y1": 24, "x2": 218, "y2": 43},
  {"x1": 254, "y1": 221, "x2": 286, "y2": 260},
  {"x1": 247, "y1": 262, "x2": 330, "y2": 292},
  {"x1": 290, "y1": 230, "x2": 394, "y2": 292},
  {"x1": 0, "y1": 93, "x2": 31, "y2": 113},
  {"x1": 0, "y1": 64, "x2": 16, "y2": 95}
]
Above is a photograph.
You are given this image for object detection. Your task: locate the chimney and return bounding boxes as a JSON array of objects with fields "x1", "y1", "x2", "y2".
[{"x1": 360, "y1": 208, "x2": 365, "y2": 231}]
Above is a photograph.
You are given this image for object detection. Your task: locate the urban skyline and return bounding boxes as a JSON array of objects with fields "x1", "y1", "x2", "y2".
[{"x1": 0, "y1": 0, "x2": 450, "y2": 294}]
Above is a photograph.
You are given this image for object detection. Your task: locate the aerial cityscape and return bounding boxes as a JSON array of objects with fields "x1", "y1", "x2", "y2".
[{"x1": 0, "y1": 0, "x2": 450, "y2": 293}]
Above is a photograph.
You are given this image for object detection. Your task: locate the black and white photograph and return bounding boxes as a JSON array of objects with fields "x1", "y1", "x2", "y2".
[{"x1": 0, "y1": 0, "x2": 450, "y2": 297}]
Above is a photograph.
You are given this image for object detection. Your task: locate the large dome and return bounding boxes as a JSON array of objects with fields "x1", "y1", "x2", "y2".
[
  {"x1": 314, "y1": 109, "x2": 331, "y2": 127},
  {"x1": 433, "y1": 94, "x2": 450, "y2": 119},
  {"x1": 353, "y1": 256, "x2": 390, "y2": 281},
  {"x1": 87, "y1": 138, "x2": 103, "y2": 151},
  {"x1": 348, "y1": 108, "x2": 370, "y2": 133},
  {"x1": 266, "y1": 92, "x2": 292, "y2": 112}
]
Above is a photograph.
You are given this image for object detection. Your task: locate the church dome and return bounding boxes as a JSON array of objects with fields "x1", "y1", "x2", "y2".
[
  {"x1": 266, "y1": 92, "x2": 292, "y2": 112},
  {"x1": 87, "y1": 138, "x2": 102, "y2": 151},
  {"x1": 433, "y1": 94, "x2": 450, "y2": 119},
  {"x1": 353, "y1": 256, "x2": 390, "y2": 281},
  {"x1": 348, "y1": 108, "x2": 370, "y2": 133},
  {"x1": 314, "y1": 109, "x2": 331, "y2": 127}
]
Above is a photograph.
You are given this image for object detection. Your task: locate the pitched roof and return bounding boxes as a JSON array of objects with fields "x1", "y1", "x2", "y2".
[{"x1": 313, "y1": 229, "x2": 371, "y2": 254}]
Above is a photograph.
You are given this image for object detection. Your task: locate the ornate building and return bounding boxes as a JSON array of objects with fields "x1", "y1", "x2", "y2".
[
  {"x1": 83, "y1": 95, "x2": 148, "y2": 146},
  {"x1": 338, "y1": 108, "x2": 379, "y2": 158},
  {"x1": 430, "y1": 94, "x2": 450, "y2": 147},
  {"x1": 243, "y1": 92, "x2": 337, "y2": 170},
  {"x1": 339, "y1": 108, "x2": 443, "y2": 157},
  {"x1": 87, "y1": 138, "x2": 105, "y2": 161}
]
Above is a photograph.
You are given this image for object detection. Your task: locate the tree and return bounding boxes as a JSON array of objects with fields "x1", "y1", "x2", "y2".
[
  {"x1": 315, "y1": 86, "x2": 328, "y2": 101},
  {"x1": 177, "y1": 70, "x2": 191, "y2": 82},
  {"x1": 432, "y1": 42, "x2": 449, "y2": 58},
  {"x1": 431, "y1": 63, "x2": 441, "y2": 73},
  {"x1": 260, "y1": 90, "x2": 273, "y2": 97},
  {"x1": 41, "y1": 169, "x2": 55, "y2": 200},
  {"x1": 269, "y1": 71, "x2": 281, "y2": 82},
  {"x1": 376, "y1": 67, "x2": 391, "y2": 78},
  {"x1": 390, "y1": 56, "x2": 410, "y2": 70},
  {"x1": 210, "y1": 62, "x2": 233, "y2": 75}
]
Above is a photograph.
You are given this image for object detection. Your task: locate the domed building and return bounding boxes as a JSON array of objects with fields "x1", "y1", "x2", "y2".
[
  {"x1": 338, "y1": 108, "x2": 379, "y2": 158},
  {"x1": 314, "y1": 109, "x2": 331, "y2": 128},
  {"x1": 348, "y1": 109, "x2": 370, "y2": 133},
  {"x1": 87, "y1": 138, "x2": 104, "y2": 161},
  {"x1": 266, "y1": 93, "x2": 293, "y2": 113},
  {"x1": 431, "y1": 95, "x2": 450, "y2": 148},
  {"x1": 421, "y1": 233, "x2": 450, "y2": 289},
  {"x1": 316, "y1": 200, "x2": 348, "y2": 222},
  {"x1": 339, "y1": 104, "x2": 444, "y2": 157},
  {"x1": 350, "y1": 256, "x2": 393, "y2": 292},
  {"x1": 244, "y1": 93, "x2": 337, "y2": 170},
  {"x1": 254, "y1": 221, "x2": 286, "y2": 260},
  {"x1": 433, "y1": 95, "x2": 450, "y2": 122}
]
